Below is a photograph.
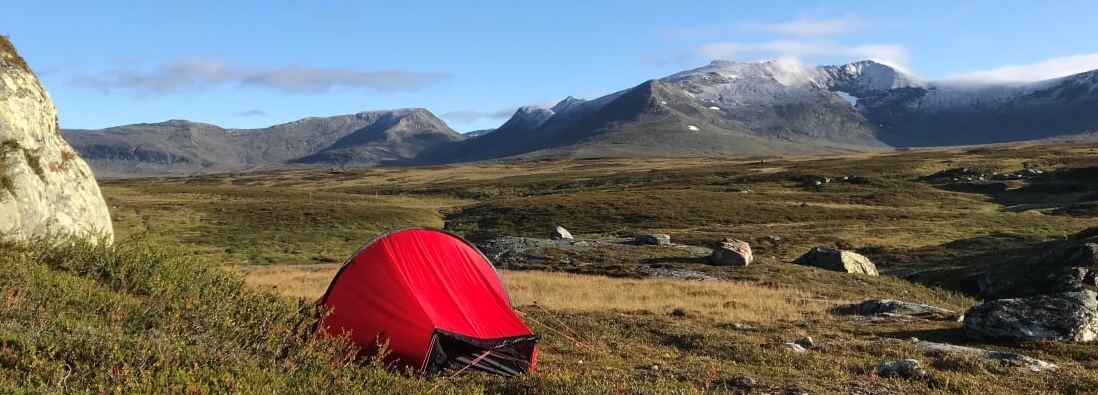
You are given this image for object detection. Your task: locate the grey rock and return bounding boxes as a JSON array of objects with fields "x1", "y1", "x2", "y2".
[
  {"x1": 635, "y1": 233, "x2": 671, "y2": 246},
  {"x1": 915, "y1": 340, "x2": 1057, "y2": 372},
  {"x1": 0, "y1": 37, "x2": 113, "y2": 244},
  {"x1": 793, "y1": 247, "x2": 879, "y2": 275},
  {"x1": 794, "y1": 336, "x2": 814, "y2": 348},
  {"x1": 728, "y1": 323, "x2": 753, "y2": 331},
  {"x1": 729, "y1": 375, "x2": 756, "y2": 388},
  {"x1": 854, "y1": 299, "x2": 961, "y2": 321},
  {"x1": 875, "y1": 359, "x2": 925, "y2": 379},
  {"x1": 784, "y1": 342, "x2": 808, "y2": 353},
  {"x1": 709, "y1": 238, "x2": 753, "y2": 266},
  {"x1": 963, "y1": 290, "x2": 1098, "y2": 342},
  {"x1": 1049, "y1": 267, "x2": 1092, "y2": 292},
  {"x1": 1027, "y1": 242, "x2": 1098, "y2": 267},
  {"x1": 550, "y1": 226, "x2": 573, "y2": 240}
]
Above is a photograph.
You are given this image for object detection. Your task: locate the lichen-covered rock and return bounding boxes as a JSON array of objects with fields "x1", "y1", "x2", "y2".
[
  {"x1": 0, "y1": 36, "x2": 113, "y2": 243},
  {"x1": 709, "y1": 238, "x2": 752, "y2": 266},
  {"x1": 793, "y1": 247, "x2": 878, "y2": 275},
  {"x1": 963, "y1": 291, "x2": 1098, "y2": 342}
]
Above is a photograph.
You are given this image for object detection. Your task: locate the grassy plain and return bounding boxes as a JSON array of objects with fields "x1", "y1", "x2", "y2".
[{"x1": 3, "y1": 143, "x2": 1098, "y2": 393}]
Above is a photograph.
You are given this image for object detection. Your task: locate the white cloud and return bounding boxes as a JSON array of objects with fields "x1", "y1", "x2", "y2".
[
  {"x1": 233, "y1": 109, "x2": 268, "y2": 117},
  {"x1": 442, "y1": 107, "x2": 517, "y2": 124},
  {"x1": 948, "y1": 53, "x2": 1098, "y2": 83},
  {"x1": 743, "y1": 16, "x2": 867, "y2": 37},
  {"x1": 690, "y1": 40, "x2": 911, "y2": 71},
  {"x1": 70, "y1": 57, "x2": 451, "y2": 95}
]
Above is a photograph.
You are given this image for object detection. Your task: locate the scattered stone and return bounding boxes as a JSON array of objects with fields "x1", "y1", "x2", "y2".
[
  {"x1": 784, "y1": 342, "x2": 808, "y2": 353},
  {"x1": 728, "y1": 323, "x2": 753, "y2": 331},
  {"x1": 669, "y1": 308, "x2": 687, "y2": 317},
  {"x1": 649, "y1": 363, "x2": 660, "y2": 371},
  {"x1": 550, "y1": 226, "x2": 573, "y2": 240},
  {"x1": 765, "y1": 235, "x2": 782, "y2": 244},
  {"x1": 1049, "y1": 267, "x2": 1092, "y2": 292},
  {"x1": 709, "y1": 238, "x2": 753, "y2": 266},
  {"x1": 0, "y1": 36, "x2": 114, "y2": 244},
  {"x1": 725, "y1": 186, "x2": 752, "y2": 193},
  {"x1": 843, "y1": 175, "x2": 871, "y2": 184},
  {"x1": 915, "y1": 340, "x2": 1057, "y2": 372},
  {"x1": 645, "y1": 267, "x2": 718, "y2": 281},
  {"x1": 729, "y1": 375, "x2": 756, "y2": 388},
  {"x1": 802, "y1": 175, "x2": 831, "y2": 189},
  {"x1": 853, "y1": 299, "x2": 961, "y2": 321},
  {"x1": 875, "y1": 359, "x2": 925, "y2": 379},
  {"x1": 799, "y1": 202, "x2": 810, "y2": 207},
  {"x1": 794, "y1": 336, "x2": 814, "y2": 348},
  {"x1": 963, "y1": 290, "x2": 1098, "y2": 342},
  {"x1": 635, "y1": 233, "x2": 671, "y2": 246},
  {"x1": 793, "y1": 247, "x2": 879, "y2": 276}
]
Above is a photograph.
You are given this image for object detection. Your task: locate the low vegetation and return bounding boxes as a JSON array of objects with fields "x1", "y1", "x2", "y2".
[{"x1": 4, "y1": 143, "x2": 1098, "y2": 393}]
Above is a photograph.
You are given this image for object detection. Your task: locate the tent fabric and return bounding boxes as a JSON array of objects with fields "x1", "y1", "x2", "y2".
[{"x1": 317, "y1": 227, "x2": 537, "y2": 376}]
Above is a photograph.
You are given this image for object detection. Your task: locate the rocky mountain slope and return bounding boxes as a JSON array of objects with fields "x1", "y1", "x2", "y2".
[{"x1": 62, "y1": 109, "x2": 464, "y2": 177}]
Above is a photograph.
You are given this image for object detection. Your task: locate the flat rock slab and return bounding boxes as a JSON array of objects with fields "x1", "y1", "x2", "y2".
[
  {"x1": 915, "y1": 340, "x2": 1057, "y2": 372},
  {"x1": 853, "y1": 299, "x2": 961, "y2": 321}
]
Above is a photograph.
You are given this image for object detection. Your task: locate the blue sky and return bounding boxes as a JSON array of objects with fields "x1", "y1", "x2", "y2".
[{"x1": 4, "y1": 1, "x2": 1098, "y2": 132}]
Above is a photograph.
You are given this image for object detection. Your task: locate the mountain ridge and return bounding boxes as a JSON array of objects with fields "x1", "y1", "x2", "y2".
[{"x1": 62, "y1": 59, "x2": 1098, "y2": 177}]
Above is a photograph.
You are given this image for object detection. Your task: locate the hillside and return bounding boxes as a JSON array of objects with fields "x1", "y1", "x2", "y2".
[{"x1": 61, "y1": 109, "x2": 464, "y2": 177}]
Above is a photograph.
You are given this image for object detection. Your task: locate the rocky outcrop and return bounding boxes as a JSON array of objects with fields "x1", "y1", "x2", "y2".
[
  {"x1": 853, "y1": 299, "x2": 961, "y2": 321},
  {"x1": 793, "y1": 247, "x2": 878, "y2": 275},
  {"x1": 709, "y1": 238, "x2": 753, "y2": 266},
  {"x1": 915, "y1": 340, "x2": 1057, "y2": 372},
  {"x1": 963, "y1": 291, "x2": 1098, "y2": 342},
  {"x1": 0, "y1": 36, "x2": 113, "y2": 243}
]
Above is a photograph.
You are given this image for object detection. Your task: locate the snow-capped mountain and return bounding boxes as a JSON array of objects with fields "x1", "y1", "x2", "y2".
[{"x1": 418, "y1": 59, "x2": 1098, "y2": 164}]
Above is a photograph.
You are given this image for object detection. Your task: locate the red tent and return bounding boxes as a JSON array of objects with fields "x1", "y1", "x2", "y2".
[{"x1": 317, "y1": 228, "x2": 537, "y2": 377}]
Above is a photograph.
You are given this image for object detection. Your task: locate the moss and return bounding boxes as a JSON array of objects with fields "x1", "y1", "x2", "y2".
[
  {"x1": 0, "y1": 35, "x2": 31, "y2": 74},
  {"x1": 22, "y1": 149, "x2": 44, "y2": 180}
]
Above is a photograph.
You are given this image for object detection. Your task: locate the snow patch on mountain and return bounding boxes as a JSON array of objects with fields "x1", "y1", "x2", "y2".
[{"x1": 834, "y1": 91, "x2": 857, "y2": 106}]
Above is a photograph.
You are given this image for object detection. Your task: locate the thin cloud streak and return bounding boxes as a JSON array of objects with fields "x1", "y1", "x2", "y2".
[
  {"x1": 233, "y1": 109, "x2": 268, "y2": 117},
  {"x1": 743, "y1": 16, "x2": 868, "y2": 37},
  {"x1": 442, "y1": 107, "x2": 517, "y2": 124},
  {"x1": 689, "y1": 40, "x2": 911, "y2": 71},
  {"x1": 69, "y1": 57, "x2": 452, "y2": 95},
  {"x1": 948, "y1": 53, "x2": 1098, "y2": 83}
]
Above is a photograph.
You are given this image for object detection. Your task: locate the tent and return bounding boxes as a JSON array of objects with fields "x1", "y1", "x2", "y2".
[{"x1": 316, "y1": 228, "x2": 538, "y2": 377}]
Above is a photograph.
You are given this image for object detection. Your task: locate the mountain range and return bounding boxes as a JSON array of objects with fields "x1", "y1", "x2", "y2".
[{"x1": 61, "y1": 59, "x2": 1098, "y2": 177}]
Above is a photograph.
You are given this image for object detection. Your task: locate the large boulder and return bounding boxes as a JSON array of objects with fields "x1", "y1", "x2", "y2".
[
  {"x1": 963, "y1": 291, "x2": 1098, "y2": 342},
  {"x1": 550, "y1": 226, "x2": 573, "y2": 240},
  {"x1": 793, "y1": 247, "x2": 878, "y2": 275},
  {"x1": 709, "y1": 238, "x2": 752, "y2": 266},
  {"x1": 0, "y1": 37, "x2": 112, "y2": 243}
]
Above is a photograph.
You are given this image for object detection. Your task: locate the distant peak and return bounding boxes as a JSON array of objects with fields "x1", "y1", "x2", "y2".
[{"x1": 551, "y1": 96, "x2": 587, "y2": 113}]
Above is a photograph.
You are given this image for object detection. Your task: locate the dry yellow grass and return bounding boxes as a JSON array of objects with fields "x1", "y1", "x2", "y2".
[
  {"x1": 501, "y1": 271, "x2": 822, "y2": 322},
  {"x1": 239, "y1": 265, "x2": 824, "y2": 323}
]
